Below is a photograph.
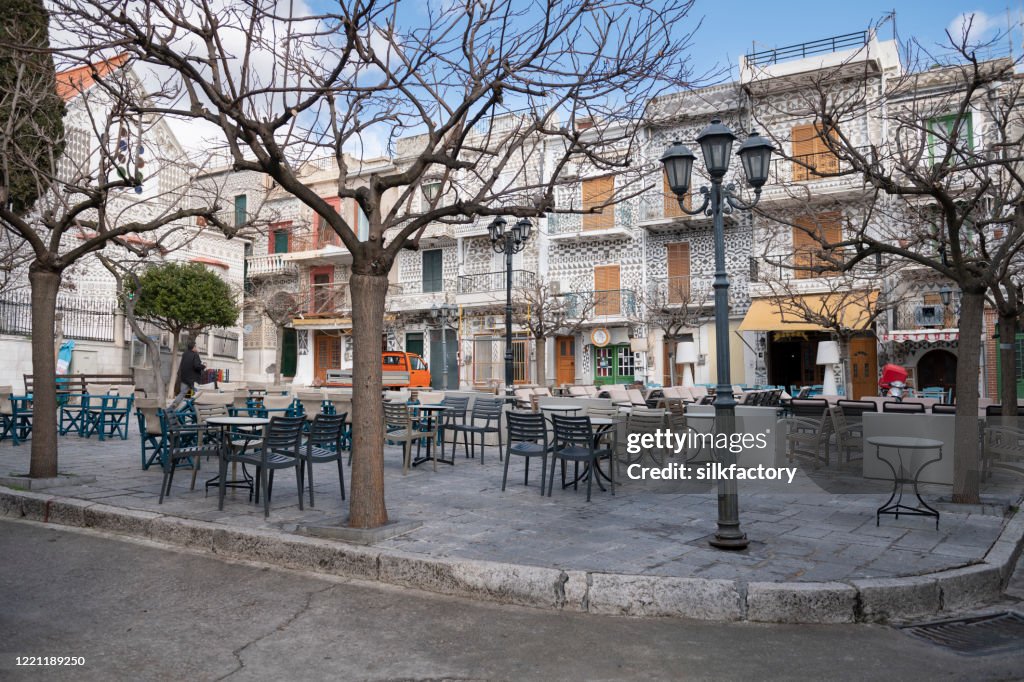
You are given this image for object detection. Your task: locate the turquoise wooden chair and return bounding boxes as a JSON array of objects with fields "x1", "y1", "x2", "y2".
[
  {"x1": 135, "y1": 398, "x2": 168, "y2": 469},
  {"x1": 86, "y1": 394, "x2": 135, "y2": 440}
]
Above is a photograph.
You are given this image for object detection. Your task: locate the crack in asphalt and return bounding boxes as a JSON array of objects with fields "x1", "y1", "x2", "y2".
[{"x1": 216, "y1": 583, "x2": 336, "y2": 680}]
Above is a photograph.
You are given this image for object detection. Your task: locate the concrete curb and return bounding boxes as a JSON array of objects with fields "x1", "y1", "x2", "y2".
[{"x1": 1, "y1": 488, "x2": 1021, "y2": 624}]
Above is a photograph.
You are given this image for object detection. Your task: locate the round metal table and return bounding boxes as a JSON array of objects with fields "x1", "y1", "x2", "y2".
[{"x1": 866, "y1": 436, "x2": 943, "y2": 529}]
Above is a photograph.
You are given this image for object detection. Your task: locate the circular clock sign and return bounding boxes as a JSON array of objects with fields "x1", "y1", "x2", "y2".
[{"x1": 590, "y1": 327, "x2": 610, "y2": 347}]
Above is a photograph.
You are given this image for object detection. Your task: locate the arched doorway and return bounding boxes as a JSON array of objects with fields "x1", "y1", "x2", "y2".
[{"x1": 917, "y1": 349, "x2": 957, "y2": 399}]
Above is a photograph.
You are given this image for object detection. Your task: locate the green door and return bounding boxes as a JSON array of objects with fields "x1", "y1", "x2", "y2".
[
  {"x1": 405, "y1": 332, "x2": 424, "y2": 357},
  {"x1": 995, "y1": 331, "x2": 1024, "y2": 399},
  {"x1": 280, "y1": 328, "x2": 297, "y2": 377},
  {"x1": 272, "y1": 229, "x2": 289, "y2": 253},
  {"x1": 593, "y1": 344, "x2": 636, "y2": 385}
]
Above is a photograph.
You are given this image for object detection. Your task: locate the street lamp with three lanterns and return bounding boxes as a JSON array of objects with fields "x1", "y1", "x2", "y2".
[{"x1": 488, "y1": 216, "x2": 533, "y2": 398}]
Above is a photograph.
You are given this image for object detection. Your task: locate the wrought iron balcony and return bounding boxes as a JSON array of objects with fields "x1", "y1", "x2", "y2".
[
  {"x1": 564, "y1": 289, "x2": 638, "y2": 319},
  {"x1": 457, "y1": 270, "x2": 536, "y2": 294},
  {"x1": 303, "y1": 283, "x2": 350, "y2": 316}
]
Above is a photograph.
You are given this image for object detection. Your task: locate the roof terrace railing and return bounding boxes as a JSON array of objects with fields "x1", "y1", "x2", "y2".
[{"x1": 745, "y1": 31, "x2": 869, "y2": 68}]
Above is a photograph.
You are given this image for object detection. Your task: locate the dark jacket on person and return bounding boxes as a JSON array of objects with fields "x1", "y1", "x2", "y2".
[{"x1": 178, "y1": 348, "x2": 205, "y2": 387}]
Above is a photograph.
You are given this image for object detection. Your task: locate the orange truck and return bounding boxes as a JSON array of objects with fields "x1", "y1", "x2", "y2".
[{"x1": 324, "y1": 351, "x2": 431, "y2": 388}]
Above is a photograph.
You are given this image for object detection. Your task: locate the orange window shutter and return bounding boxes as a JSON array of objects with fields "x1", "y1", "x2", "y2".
[
  {"x1": 791, "y1": 124, "x2": 817, "y2": 181},
  {"x1": 583, "y1": 176, "x2": 615, "y2": 231},
  {"x1": 594, "y1": 264, "x2": 621, "y2": 315},
  {"x1": 666, "y1": 242, "x2": 690, "y2": 303},
  {"x1": 814, "y1": 124, "x2": 840, "y2": 175}
]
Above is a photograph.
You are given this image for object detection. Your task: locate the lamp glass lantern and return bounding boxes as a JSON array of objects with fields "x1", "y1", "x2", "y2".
[
  {"x1": 488, "y1": 216, "x2": 506, "y2": 242},
  {"x1": 696, "y1": 118, "x2": 737, "y2": 178},
  {"x1": 736, "y1": 131, "x2": 775, "y2": 188},
  {"x1": 660, "y1": 142, "x2": 696, "y2": 196},
  {"x1": 939, "y1": 286, "x2": 953, "y2": 306},
  {"x1": 516, "y1": 217, "x2": 532, "y2": 243},
  {"x1": 421, "y1": 180, "x2": 441, "y2": 204}
]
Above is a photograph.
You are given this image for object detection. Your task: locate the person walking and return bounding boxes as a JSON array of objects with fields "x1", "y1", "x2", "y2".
[{"x1": 168, "y1": 339, "x2": 206, "y2": 410}]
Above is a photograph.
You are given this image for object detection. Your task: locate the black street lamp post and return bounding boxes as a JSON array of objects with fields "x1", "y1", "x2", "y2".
[
  {"x1": 488, "y1": 217, "x2": 533, "y2": 398},
  {"x1": 661, "y1": 118, "x2": 774, "y2": 550},
  {"x1": 430, "y1": 302, "x2": 459, "y2": 390}
]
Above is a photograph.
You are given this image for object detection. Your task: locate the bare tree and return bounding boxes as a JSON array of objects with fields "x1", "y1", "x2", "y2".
[
  {"x1": 513, "y1": 277, "x2": 596, "y2": 386},
  {"x1": 245, "y1": 281, "x2": 303, "y2": 386},
  {"x1": 0, "y1": 32, "x2": 229, "y2": 477},
  {"x1": 636, "y1": 278, "x2": 710, "y2": 386},
  {"x1": 749, "y1": 25, "x2": 1024, "y2": 503},
  {"x1": 55, "y1": 0, "x2": 698, "y2": 527}
]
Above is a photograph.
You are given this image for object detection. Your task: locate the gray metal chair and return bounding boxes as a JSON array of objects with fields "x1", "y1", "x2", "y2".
[
  {"x1": 299, "y1": 413, "x2": 347, "y2": 507},
  {"x1": 549, "y1": 414, "x2": 614, "y2": 502},
  {"x1": 502, "y1": 411, "x2": 550, "y2": 494},
  {"x1": 829, "y1": 405, "x2": 862, "y2": 463},
  {"x1": 218, "y1": 415, "x2": 304, "y2": 517},
  {"x1": 160, "y1": 414, "x2": 217, "y2": 504},
  {"x1": 450, "y1": 398, "x2": 503, "y2": 464},
  {"x1": 383, "y1": 401, "x2": 436, "y2": 473}
]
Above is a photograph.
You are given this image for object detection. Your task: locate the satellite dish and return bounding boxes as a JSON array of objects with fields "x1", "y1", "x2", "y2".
[{"x1": 243, "y1": 324, "x2": 253, "y2": 334}]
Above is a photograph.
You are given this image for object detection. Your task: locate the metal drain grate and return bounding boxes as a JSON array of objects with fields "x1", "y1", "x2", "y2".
[{"x1": 900, "y1": 612, "x2": 1024, "y2": 656}]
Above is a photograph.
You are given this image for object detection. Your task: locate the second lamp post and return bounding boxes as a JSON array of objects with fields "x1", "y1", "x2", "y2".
[
  {"x1": 660, "y1": 118, "x2": 774, "y2": 550},
  {"x1": 488, "y1": 216, "x2": 533, "y2": 397}
]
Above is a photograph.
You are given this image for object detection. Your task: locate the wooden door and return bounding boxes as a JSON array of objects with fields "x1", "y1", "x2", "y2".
[
  {"x1": 314, "y1": 331, "x2": 342, "y2": 385},
  {"x1": 556, "y1": 336, "x2": 576, "y2": 386},
  {"x1": 666, "y1": 242, "x2": 690, "y2": 303},
  {"x1": 848, "y1": 336, "x2": 878, "y2": 400}
]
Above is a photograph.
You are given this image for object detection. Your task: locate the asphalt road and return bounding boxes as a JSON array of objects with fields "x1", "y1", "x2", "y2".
[{"x1": 0, "y1": 518, "x2": 1020, "y2": 681}]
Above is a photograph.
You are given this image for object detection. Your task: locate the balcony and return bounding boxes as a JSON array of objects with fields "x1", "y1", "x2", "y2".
[
  {"x1": 279, "y1": 231, "x2": 353, "y2": 265},
  {"x1": 564, "y1": 289, "x2": 638, "y2": 323},
  {"x1": 759, "y1": 148, "x2": 870, "y2": 202},
  {"x1": 387, "y1": 280, "x2": 449, "y2": 312},
  {"x1": 456, "y1": 270, "x2": 536, "y2": 306},
  {"x1": 748, "y1": 252, "x2": 848, "y2": 296},
  {"x1": 647, "y1": 277, "x2": 712, "y2": 307},
  {"x1": 246, "y1": 253, "x2": 298, "y2": 278},
  {"x1": 547, "y1": 207, "x2": 633, "y2": 241},
  {"x1": 301, "y1": 282, "x2": 350, "y2": 317},
  {"x1": 889, "y1": 300, "x2": 959, "y2": 333}
]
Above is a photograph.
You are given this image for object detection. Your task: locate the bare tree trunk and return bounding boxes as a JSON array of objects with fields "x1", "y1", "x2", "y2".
[
  {"x1": 668, "y1": 346, "x2": 677, "y2": 386},
  {"x1": 347, "y1": 273, "x2": 389, "y2": 529},
  {"x1": 274, "y1": 325, "x2": 284, "y2": 386},
  {"x1": 28, "y1": 268, "x2": 60, "y2": 478},
  {"x1": 166, "y1": 330, "x2": 182, "y2": 400},
  {"x1": 997, "y1": 311, "x2": 1019, "y2": 417},
  {"x1": 535, "y1": 336, "x2": 547, "y2": 387},
  {"x1": 953, "y1": 288, "x2": 984, "y2": 504},
  {"x1": 125, "y1": 301, "x2": 165, "y2": 400}
]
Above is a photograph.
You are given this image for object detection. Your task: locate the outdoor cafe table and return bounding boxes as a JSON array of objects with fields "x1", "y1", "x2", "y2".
[
  {"x1": 866, "y1": 436, "x2": 943, "y2": 530},
  {"x1": 411, "y1": 405, "x2": 450, "y2": 468},
  {"x1": 204, "y1": 416, "x2": 269, "y2": 494}
]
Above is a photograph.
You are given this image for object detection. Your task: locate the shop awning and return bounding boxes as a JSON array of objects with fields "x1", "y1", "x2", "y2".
[
  {"x1": 879, "y1": 330, "x2": 959, "y2": 343},
  {"x1": 738, "y1": 292, "x2": 878, "y2": 332}
]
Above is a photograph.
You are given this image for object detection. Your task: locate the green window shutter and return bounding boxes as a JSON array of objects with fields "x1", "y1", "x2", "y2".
[
  {"x1": 234, "y1": 194, "x2": 247, "y2": 227},
  {"x1": 273, "y1": 230, "x2": 289, "y2": 254},
  {"x1": 422, "y1": 250, "x2": 443, "y2": 292}
]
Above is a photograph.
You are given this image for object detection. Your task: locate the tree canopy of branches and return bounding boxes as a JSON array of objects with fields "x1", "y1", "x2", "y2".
[
  {"x1": 134, "y1": 261, "x2": 239, "y2": 393},
  {"x1": 0, "y1": 37, "x2": 228, "y2": 477},
  {"x1": 636, "y1": 277, "x2": 710, "y2": 386},
  {"x1": 749, "y1": 24, "x2": 1024, "y2": 503},
  {"x1": 246, "y1": 280, "x2": 304, "y2": 385},
  {"x1": 55, "y1": 0, "x2": 699, "y2": 527}
]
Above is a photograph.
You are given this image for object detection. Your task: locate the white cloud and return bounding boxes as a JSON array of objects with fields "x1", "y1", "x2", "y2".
[{"x1": 947, "y1": 10, "x2": 1000, "y2": 43}]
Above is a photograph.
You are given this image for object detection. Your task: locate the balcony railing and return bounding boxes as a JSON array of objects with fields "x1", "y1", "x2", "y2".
[
  {"x1": 304, "y1": 283, "x2": 350, "y2": 316},
  {"x1": 458, "y1": 270, "x2": 536, "y2": 294},
  {"x1": 890, "y1": 300, "x2": 958, "y2": 331},
  {"x1": 767, "y1": 147, "x2": 871, "y2": 185},
  {"x1": 745, "y1": 31, "x2": 869, "y2": 67},
  {"x1": 648, "y1": 277, "x2": 712, "y2": 306},
  {"x1": 564, "y1": 289, "x2": 638, "y2": 318},
  {"x1": 751, "y1": 252, "x2": 845, "y2": 281},
  {"x1": 246, "y1": 253, "x2": 298, "y2": 278}
]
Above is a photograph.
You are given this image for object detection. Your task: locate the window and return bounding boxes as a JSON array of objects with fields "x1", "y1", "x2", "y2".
[
  {"x1": 666, "y1": 242, "x2": 691, "y2": 304},
  {"x1": 410, "y1": 356, "x2": 427, "y2": 371},
  {"x1": 315, "y1": 197, "x2": 342, "y2": 248},
  {"x1": 791, "y1": 124, "x2": 839, "y2": 181},
  {"x1": 793, "y1": 212, "x2": 842, "y2": 279},
  {"x1": 422, "y1": 250, "x2": 443, "y2": 293},
  {"x1": 928, "y1": 113, "x2": 973, "y2": 165},
  {"x1": 582, "y1": 175, "x2": 615, "y2": 231},
  {"x1": 594, "y1": 264, "x2": 621, "y2": 315},
  {"x1": 351, "y1": 200, "x2": 370, "y2": 241},
  {"x1": 234, "y1": 194, "x2": 247, "y2": 227},
  {"x1": 269, "y1": 221, "x2": 291, "y2": 254},
  {"x1": 383, "y1": 355, "x2": 402, "y2": 366}
]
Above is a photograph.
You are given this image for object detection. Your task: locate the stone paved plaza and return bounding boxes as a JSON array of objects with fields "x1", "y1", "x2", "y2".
[{"x1": 1, "y1": 432, "x2": 1020, "y2": 584}]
